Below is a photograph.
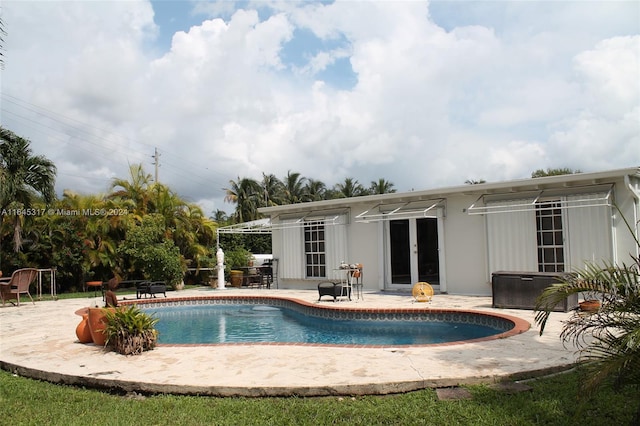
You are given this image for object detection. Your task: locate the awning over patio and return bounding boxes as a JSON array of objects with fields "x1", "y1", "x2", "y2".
[
  {"x1": 217, "y1": 211, "x2": 349, "y2": 235},
  {"x1": 466, "y1": 185, "x2": 614, "y2": 215},
  {"x1": 217, "y1": 218, "x2": 273, "y2": 234},
  {"x1": 354, "y1": 199, "x2": 445, "y2": 222}
]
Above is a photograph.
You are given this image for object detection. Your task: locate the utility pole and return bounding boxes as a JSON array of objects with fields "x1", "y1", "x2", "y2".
[{"x1": 151, "y1": 148, "x2": 160, "y2": 183}]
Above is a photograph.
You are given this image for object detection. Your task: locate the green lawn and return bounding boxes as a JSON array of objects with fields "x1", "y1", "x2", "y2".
[
  {"x1": 8, "y1": 288, "x2": 637, "y2": 424},
  {"x1": 0, "y1": 368, "x2": 635, "y2": 425},
  {"x1": 39, "y1": 284, "x2": 202, "y2": 301}
]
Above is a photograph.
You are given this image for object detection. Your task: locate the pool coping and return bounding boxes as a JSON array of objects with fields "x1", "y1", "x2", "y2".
[{"x1": 0, "y1": 289, "x2": 579, "y2": 397}]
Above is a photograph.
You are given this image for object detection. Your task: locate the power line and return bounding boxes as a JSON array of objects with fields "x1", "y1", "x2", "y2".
[
  {"x1": 1, "y1": 92, "x2": 229, "y2": 191},
  {"x1": 3, "y1": 92, "x2": 230, "y2": 182}
]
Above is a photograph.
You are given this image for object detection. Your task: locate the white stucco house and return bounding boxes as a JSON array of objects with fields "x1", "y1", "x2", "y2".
[{"x1": 224, "y1": 167, "x2": 640, "y2": 296}]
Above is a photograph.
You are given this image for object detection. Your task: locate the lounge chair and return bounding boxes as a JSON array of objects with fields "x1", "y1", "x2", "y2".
[{"x1": 0, "y1": 268, "x2": 38, "y2": 306}]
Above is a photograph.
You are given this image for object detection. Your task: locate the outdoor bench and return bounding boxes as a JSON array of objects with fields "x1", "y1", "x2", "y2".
[
  {"x1": 317, "y1": 281, "x2": 350, "y2": 302},
  {"x1": 136, "y1": 281, "x2": 167, "y2": 299},
  {"x1": 242, "y1": 273, "x2": 263, "y2": 288}
]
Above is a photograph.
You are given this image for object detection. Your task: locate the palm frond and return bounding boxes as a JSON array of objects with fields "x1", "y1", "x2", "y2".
[{"x1": 534, "y1": 233, "x2": 640, "y2": 407}]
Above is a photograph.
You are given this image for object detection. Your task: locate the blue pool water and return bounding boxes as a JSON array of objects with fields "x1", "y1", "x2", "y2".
[{"x1": 145, "y1": 304, "x2": 507, "y2": 346}]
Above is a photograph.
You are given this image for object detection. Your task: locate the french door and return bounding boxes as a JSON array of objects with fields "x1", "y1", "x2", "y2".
[{"x1": 388, "y1": 218, "x2": 440, "y2": 288}]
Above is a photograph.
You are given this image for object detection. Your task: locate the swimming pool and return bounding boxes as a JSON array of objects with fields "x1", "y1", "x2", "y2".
[{"x1": 135, "y1": 296, "x2": 527, "y2": 346}]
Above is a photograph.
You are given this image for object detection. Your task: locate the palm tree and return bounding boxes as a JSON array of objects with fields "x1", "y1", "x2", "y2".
[
  {"x1": 370, "y1": 178, "x2": 396, "y2": 194},
  {"x1": 535, "y1": 212, "x2": 640, "y2": 422},
  {"x1": 58, "y1": 190, "x2": 125, "y2": 282},
  {"x1": 333, "y1": 177, "x2": 366, "y2": 198},
  {"x1": 0, "y1": 128, "x2": 56, "y2": 260},
  {"x1": 531, "y1": 167, "x2": 581, "y2": 178},
  {"x1": 211, "y1": 209, "x2": 229, "y2": 223},
  {"x1": 303, "y1": 179, "x2": 327, "y2": 201},
  {"x1": 36, "y1": 204, "x2": 87, "y2": 290},
  {"x1": 176, "y1": 204, "x2": 217, "y2": 270},
  {"x1": 224, "y1": 176, "x2": 262, "y2": 223},
  {"x1": 109, "y1": 164, "x2": 153, "y2": 215},
  {"x1": 464, "y1": 179, "x2": 486, "y2": 185},
  {"x1": 282, "y1": 171, "x2": 306, "y2": 204},
  {"x1": 152, "y1": 183, "x2": 215, "y2": 268},
  {"x1": 260, "y1": 173, "x2": 284, "y2": 207},
  {"x1": 149, "y1": 183, "x2": 182, "y2": 224}
]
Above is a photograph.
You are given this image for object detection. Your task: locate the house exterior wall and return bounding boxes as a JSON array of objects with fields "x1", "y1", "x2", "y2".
[
  {"x1": 613, "y1": 179, "x2": 640, "y2": 265},
  {"x1": 269, "y1": 195, "x2": 495, "y2": 295},
  {"x1": 442, "y1": 195, "x2": 492, "y2": 295},
  {"x1": 345, "y1": 219, "x2": 380, "y2": 289},
  {"x1": 261, "y1": 168, "x2": 639, "y2": 295},
  {"x1": 270, "y1": 213, "x2": 382, "y2": 290}
]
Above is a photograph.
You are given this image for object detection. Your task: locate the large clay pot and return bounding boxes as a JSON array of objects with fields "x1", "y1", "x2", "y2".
[
  {"x1": 579, "y1": 300, "x2": 601, "y2": 313},
  {"x1": 230, "y1": 270, "x2": 243, "y2": 287},
  {"x1": 75, "y1": 313, "x2": 93, "y2": 343},
  {"x1": 87, "y1": 307, "x2": 114, "y2": 346}
]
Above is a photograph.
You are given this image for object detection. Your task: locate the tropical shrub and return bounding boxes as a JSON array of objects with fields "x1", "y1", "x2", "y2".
[
  {"x1": 43, "y1": 216, "x2": 87, "y2": 291},
  {"x1": 103, "y1": 306, "x2": 158, "y2": 355},
  {"x1": 224, "y1": 247, "x2": 252, "y2": 278},
  {"x1": 535, "y1": 218, "x2": 640, "y2": 423},
  {"x1": 118, "y1": 214, "x2": 185, "y2": 286}
]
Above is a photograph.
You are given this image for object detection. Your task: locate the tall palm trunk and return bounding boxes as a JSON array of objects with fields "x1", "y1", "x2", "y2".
[{"x1": 12, "y1": 216, "x2": 23, "y2": 252}]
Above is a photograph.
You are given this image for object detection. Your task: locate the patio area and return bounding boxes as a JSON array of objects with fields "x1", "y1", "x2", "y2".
[{"x1": 0, "y1": 288, "x2": 580, "y2": 397}]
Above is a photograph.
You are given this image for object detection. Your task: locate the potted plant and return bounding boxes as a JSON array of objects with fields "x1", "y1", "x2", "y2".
[
  {"x1": 576, "y1": 271, "x2": 606, "y2": 313},
  {"x1": 225, "y1": 248, "x2": 252, "y2": 287},
  {"x1": 579, "y1": 298, "x2": 601, "y2": 313},
  {"x1": 103, "y1": 306, "x2": 158, "y2": 355},
  {"x1": 87, "y1": 307, "x2": 115, "y2": 346}
]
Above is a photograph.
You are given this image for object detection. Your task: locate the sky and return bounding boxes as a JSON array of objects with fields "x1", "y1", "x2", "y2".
[{"x1": 1, "y1": 0, "x2": 639, "y2": 216}]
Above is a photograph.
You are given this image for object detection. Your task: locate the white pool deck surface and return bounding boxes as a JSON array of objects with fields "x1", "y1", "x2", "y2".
[{"x1": 0, "y1": 287, "x2": 581, "y2": 397}]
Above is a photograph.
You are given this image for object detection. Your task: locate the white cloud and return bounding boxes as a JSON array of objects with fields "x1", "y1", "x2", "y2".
[
  {"x1": 545, "y1": 35, "x2": 640, "y2": 171},
  {"x1": 294, "y1": 47, "x2": 351, "y2": 76},
  {"x1": 1, "y1": 0, "x2": 638, "y2": 215},
  {"x1": 574, "y1": 36, "x2": 640, "y2": 116}
]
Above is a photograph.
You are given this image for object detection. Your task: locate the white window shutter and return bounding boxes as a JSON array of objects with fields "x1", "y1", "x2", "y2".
[
  {"x1": 487, "y1": 199, "x2": 537, "y2": 273},
  {"x1": 281, "y1": 220, "x2": 304, "y2": 279},
  {"x1": 565, "y1": 193, "x2": 613, "y2": 271}
]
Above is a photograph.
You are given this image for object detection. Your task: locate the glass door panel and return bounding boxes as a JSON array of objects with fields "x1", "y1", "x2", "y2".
[
  {"x1": 417, "y1": 218, "x2": 439, "y2": 284},
  {"x1": 389, "y1": 218, "x2": 440, "y2": 286},
  {"x1": 390, "y1": 220, "x2": 411, "y2": 284}
]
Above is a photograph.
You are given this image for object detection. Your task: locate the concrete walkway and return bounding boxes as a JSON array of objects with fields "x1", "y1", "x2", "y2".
[{"x1": 0, "y1": 288, "x2": 580, "y2": 396}]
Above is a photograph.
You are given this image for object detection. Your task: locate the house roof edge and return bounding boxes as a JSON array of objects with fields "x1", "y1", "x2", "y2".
[{"x1": 258, "y1": 166, "x2": 640, "y2": 215}]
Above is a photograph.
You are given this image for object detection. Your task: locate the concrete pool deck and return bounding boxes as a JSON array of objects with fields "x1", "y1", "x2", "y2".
[{"x1": 0, "y1": 288, "x2": 580, "y2": 397}]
